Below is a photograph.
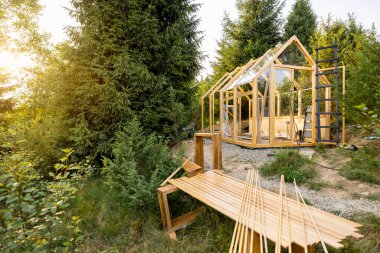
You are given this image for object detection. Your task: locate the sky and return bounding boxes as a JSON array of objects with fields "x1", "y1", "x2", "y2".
[{"x1": 38, "y1": 0, "x2": 380, "y2": 79}]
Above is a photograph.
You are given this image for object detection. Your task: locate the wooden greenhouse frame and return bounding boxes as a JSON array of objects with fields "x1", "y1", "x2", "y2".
[{"x1": 200, "y1": 35, "x2": 346, "y2": 148}]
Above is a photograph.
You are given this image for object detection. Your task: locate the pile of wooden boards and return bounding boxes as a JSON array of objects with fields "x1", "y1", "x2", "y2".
[
  {"x1": 168, "y1": 170, "x2": 362, "y2": 251},
  {"x1": 228, "y1": 169, "x2": 363, "y2": 253}
]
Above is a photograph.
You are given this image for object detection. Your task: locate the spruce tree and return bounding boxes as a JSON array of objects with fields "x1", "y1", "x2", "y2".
[
  {"x1": 213, "y1": 0, "x2": 284, "y2": 79},
  {"x1": 29, "y1": 0, "x2": 201, "y2": 164},
  {"x1": 284, "y1": 0, "x2": 316, "y2": 50}
]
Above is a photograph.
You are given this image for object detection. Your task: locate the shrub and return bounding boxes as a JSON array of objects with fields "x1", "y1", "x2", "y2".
[
  {"x1": 340, "y1": 146, "x2": 380, "y2": 185},
  {"x1": 260, "y1": 150, "x2": 316, "y2": 184},
  {"x1": 104, "y1": 118, "x2": 177, "y2": 210},
  {"x1": 0, "y1": 147, "x2": 85, "y2": 252}
]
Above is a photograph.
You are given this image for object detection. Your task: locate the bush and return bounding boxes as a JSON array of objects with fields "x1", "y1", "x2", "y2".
[
  {"x1": 104, "y1": 118, "x2": 177, "y2": 210},
  {"x1": 0, "y1": 146, "x2": 86, "y2": 252},
  {"x1": 260, "y1": 150, "x2": 316, "y2": 184},
  {"x1": 340, "y1": 146, "x2": 380, "y2": 185}
]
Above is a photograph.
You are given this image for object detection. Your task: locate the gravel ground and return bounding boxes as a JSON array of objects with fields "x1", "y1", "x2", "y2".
[{"x1": 197, "y1": 139, "x2": 380, "y2": 217}]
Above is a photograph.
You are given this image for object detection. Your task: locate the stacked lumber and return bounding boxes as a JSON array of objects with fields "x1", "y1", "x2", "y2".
[{"x1": 168, "y1": 171, "x2": 362, "y2": 251}]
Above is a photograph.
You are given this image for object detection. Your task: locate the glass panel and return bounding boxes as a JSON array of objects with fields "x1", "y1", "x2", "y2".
[{"x1": 227, "y1": 45, "x2": 283, "y2": 90}]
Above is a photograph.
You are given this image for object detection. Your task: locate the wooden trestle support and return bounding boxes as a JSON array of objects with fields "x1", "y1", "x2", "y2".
[{"x1": 157, "y1": 133, "x2": 362, "y2": 251}]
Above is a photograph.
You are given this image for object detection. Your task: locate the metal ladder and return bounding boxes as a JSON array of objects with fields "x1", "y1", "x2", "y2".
[{"x1": 315, "y1": 40, "x2": 340, "y2": 144}]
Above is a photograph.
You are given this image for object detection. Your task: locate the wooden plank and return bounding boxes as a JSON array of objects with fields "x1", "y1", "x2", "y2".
[
  {"x1": 160, "y1": 155, "x2": 193, "y2": 186},
  {"x1": 170, "y1": 206, "x2": 205, "y2": 233},
  {"x1": 194, "y1": 132, "x2": 213, "y2": 138},
  {"x1": 170, "y1": 174, "x2": 353, "y2": 249},
  {"x1": 200, "y1": 173, "x2": 362, "y2": 242},
  {"x1": 273, "y1": 64, "x2": 313, "y2": 71}
]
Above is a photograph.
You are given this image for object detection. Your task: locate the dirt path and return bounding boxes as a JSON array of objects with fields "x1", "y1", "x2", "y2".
[{"x1": 173, "y1": 139, "x2": 380, "y2": 217}]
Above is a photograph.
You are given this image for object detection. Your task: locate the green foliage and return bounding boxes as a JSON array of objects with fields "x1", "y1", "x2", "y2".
[
  {"x1": 64, "y1": 179, "x2": 234, "y2": 252},
  {"x1": 104, "y1": 118, "x2": 176, "y2": 210},
  {"x1": 321, "y1": 213, "x2": 380, "y2": 253},
  {"x1": 0, "y1": 131, "x2": 85, "y2": 252},
  {"x1": 260, "y1": 150, "x2": 316, "y2": 184},
  {"x1": 307, "y1": 181, "x2": 329, "y2": 191},
  {"x1": 212, "y1": 0, "x2": 284, "y2": 79},
  {"x1": 26, "y1": 0, "x2": 201, "y2": 168},
  {"x1": 346, "y1": 38, "x2": 380, "y2": 133},
  {"x1": 340, "y1": 146, "x2": 380, "y2": 185},
  {"x1": 284, "y1": 0, "x2": 316, "y2": 51},
  {"x1": 310, "y1": 14, "x2": 369, "y2": 68}
]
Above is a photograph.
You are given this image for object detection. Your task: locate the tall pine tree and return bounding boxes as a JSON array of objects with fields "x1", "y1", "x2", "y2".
[
  {"x1": 28, "y1": 0, "x2": 201, "y2": 164},
  {"x1": 284, "y1": 0, "x2": 316, "y2": 51},
  {"x1": 213, "y1": 0, "x2": 284, "y2": 79}
]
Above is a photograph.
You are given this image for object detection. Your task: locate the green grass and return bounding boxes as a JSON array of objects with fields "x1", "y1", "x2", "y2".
[
  {"x1": 260, "y1": 150, "x2": 316, "y2": 184},
  {"x1": 63, "y1": 179, "x2": 234, "y2": 252},
  {"x1": 339, "y1": 146, "x2": 380, "y2": 185},
  {"x1": 314, "y1": 213, "x2": 380, "y2": 253},
  {"x1": 307, "y1": 181, "x2": 329, "y2": 191}
]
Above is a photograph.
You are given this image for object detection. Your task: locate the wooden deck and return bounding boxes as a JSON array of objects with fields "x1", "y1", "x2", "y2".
[{"x1": 168, "y1": 171, "x2": 362, "y2": 249}]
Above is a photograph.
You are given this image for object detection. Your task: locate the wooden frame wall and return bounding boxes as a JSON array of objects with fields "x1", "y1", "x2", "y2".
[{"x1": 200, "y1": 35, "x2": 346, "y2": 148}]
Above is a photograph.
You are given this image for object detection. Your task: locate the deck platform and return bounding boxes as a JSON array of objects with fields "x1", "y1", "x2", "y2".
[{"x1": 165, "y1": 171, "x2": 362, "y2": 249}]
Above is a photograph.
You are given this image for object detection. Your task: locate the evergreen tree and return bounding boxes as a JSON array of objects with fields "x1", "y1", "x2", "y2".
[
  {"x1": 213, "y1": 0, "x2": 284, "y2": 79},
  {"x1": 346, "y1": 37, "x2": 380, "y2": 131},
  {"x1": 284, "y1": 0, "x2": 316, "y2": 51},
  {"x1": 310, "y1": 14, "x2": 368, "y2": 68},
  {"x1": 28, "y1": 0, "x2": 201, "y2": 164}
]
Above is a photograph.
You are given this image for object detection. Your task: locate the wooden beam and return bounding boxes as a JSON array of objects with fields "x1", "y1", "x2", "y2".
[
  {"x1": 273, "y1": 64, "x2": 313, "y2": 71},
  {"x1": 212, "y1": 133, "x2": 222, "y2": 170},
  {"x1": 252, "y1": 79, "x2": 258, "y2": 145},
  {"x1": 342, "y1": 66, "x2": 346, "y2": 143},
  {"x1": 194, "y1": 135, "x2": 204, "y2": 170},
  {"x1": 220, "y1": 91, "x2": 224, "y2": 137},
  {"x1": 238, "y1": 96, "x2": 242, "y2": 136},
  {"x1": 160, "y1": 155, "x2": 194, "y2": 186},
  {"x1": 233, "y1": 86, "x2": 238, "y2": 141},
  {"x1": 201, "y1": 97, "x2": 204, "y2": 132},
  {"x1": 270, "y1": 64, "x2": 276, "y2": 144}
]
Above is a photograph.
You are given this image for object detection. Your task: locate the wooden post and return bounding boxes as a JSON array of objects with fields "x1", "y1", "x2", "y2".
[
  {"x1": 201, "y1": 98, "x2": 204, "y2": 132},
  {"x1": 311, "y1": 66, "x2": 316, "y2": 143},
  {"x1": 212, "y1": 133, "x2": 222, "y2": 170},
  {"x1": 298, "y1": 90, "x2": 302, "y2": 117},
  {"x1": 233, "y1": 86, "x2": 238, "y2": 141},
  {"x1": 194, "y1": 135, "x2": 204, "y2": 171},
  {"x1": 342, "y1": 66, "x2": 346, "y2": 143},
  {"x1": 209, "y1": 95, "x2": 213, "y2": 133},
  {"x1": 291, "y1": 243, "x2": 316, "y2": 253},
  {"x1": 220, "y1": 91, "x2": 224, "y2": 137},
  {"x1": 252, "y1": 231, "x2": 261, "y2": 253},
  {"x1": 252, "y1": 79, "x2": 258, "y2": 145},
  {"x1": 238, "y1": 96, "x2": 242, "y2": 136},
  {"x1": 270, "y1": 64, "x2": 276, "y2": 144},
  {"x1": 290, "y1": 69, "x2": 295, "y2": 142}
]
